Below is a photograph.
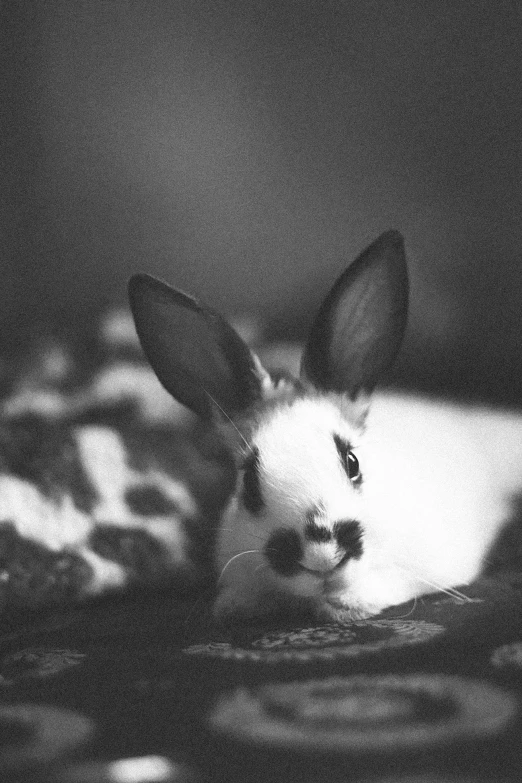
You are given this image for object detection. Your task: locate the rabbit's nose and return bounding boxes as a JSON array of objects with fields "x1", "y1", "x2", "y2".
[{"x1": 300, "y1": 545, "x2": 343, "y2": 575}]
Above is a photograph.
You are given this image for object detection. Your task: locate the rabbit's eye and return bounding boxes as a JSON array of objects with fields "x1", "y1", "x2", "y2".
[
  {"x1": 333, "y1": 435, "x2": 361, "y2": 484},
  {"x1": 346, "y1": 451, "x2": 360, "y2": 481}
]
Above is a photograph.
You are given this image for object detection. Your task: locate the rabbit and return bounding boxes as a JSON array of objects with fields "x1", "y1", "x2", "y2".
[{"x1": 129, "y1": 230, "x2": 522, "y2": 623}]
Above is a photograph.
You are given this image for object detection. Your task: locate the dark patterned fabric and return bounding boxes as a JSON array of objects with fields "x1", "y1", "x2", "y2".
[{"x1": 0, "y1": 574, "x2": 522, "y2": 781}]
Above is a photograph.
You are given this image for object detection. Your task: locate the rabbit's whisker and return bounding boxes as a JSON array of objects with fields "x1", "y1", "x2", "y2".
[
  {"x1": 393, "y1": 596, "x2": 418, "y2": 619},
  {"x1": 218, "y1": 550, "x2": 262, "y2": 583},
  {"x1": 395, "y1": 563, "x2": 471, "y2": 603},
  {"x1": 203, "y1": 389, "x2": 252, "y2": 454}
]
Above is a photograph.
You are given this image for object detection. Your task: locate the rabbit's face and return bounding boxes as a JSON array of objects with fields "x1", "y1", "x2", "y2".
[
  {"x1": 214, "y1": 392, "x2": 418, "y2": 621},
  {"x1": 215, "y1": 394, "x2": 371, "y2": 616}
]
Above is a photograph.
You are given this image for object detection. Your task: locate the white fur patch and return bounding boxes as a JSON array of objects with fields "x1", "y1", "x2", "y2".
[
  {"x1": 252, "y1": 396, "x2": 365, "y2": 529},
  {"x1": 360, "y1": 393, "x2": 522, "y2": 587}
]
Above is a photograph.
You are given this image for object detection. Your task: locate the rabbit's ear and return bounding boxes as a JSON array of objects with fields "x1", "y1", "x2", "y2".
[
  {"x1": 128, "y1": 274, "x2": 263, "y2": 421},
  {"x1": 301, "y1": 230, "x2": 408, "y2": 396}
]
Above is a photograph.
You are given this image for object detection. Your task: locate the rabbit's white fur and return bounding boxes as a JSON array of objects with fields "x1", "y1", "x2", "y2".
[
  {"x1": 215, "y1": 392, "x2": 522, "y2": 620},
  {"x1": 129, "y1": 231, "x2": 522, "y2": 623}
]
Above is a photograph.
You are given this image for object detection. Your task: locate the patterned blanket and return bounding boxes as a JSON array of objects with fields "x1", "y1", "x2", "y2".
[
  {"x1": 0, "y1": 308, "x2": 239, "y2": 614},
  {"x1": 1, "y1": 310, "x2": 522, "y2": 782}
]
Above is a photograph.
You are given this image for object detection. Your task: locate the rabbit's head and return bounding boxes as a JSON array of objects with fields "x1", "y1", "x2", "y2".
[{"x1": 129, "y1": 230, "x2": 409, "y2": 621}]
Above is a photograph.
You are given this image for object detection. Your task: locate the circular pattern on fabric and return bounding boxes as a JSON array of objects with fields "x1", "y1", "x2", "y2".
[
  {"x1": 209, "y1": 674, "x2": 517, "y2": 753},
  {"x1": 184, "y1": 620, "x2": 445, "y2": 663},
  {"x1": 0, "y1": 704, "x2": 94, "y2": 774}
]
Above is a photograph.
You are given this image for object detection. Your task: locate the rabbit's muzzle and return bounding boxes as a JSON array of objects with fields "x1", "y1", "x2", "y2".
[{"x1": 264, "y1": 519, "x2": 363, "y2": 579}]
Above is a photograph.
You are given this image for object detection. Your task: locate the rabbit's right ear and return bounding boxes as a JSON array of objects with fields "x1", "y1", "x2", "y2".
[
  {"x1": 301, "y1": 230, "x2": 409, "y2": 397},
  {"x1": 128, "y1": 274, "x2": 263, "y2": 421}
]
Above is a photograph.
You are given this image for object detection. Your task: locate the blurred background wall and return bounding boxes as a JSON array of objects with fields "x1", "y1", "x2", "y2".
[{"x1": 3, "y1": 1, "x2": 522, "y2": 403}]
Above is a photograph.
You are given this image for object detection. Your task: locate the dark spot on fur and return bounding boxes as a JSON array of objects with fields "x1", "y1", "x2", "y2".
[
  {"x1": 305, "y1": 506, "x2": 332, "y2": 542},
  {"x1": 333, "y1": 520, "x2": 363, "y2": 560},
  {"x1": 305, "y1": 521, "x2": 332, "y2": 543},
  {"x1": 0, "y1": 416, "x2": 98, "y2": 513},
  {"x1": 265, "y1": 528, "x2": 303, "y2": 577},
  {"x1": 242, "y1": 447, "x2": 264, "y2": 515},
  {"x1": 125, "y1": 485, "x2": 180, "y2": 516},
  {"x1": 0, "y1": 521, "x2": 93, "y2": 611},
  {"x1": 89, "y1": 524, "x2": 172, "y2": 583}
]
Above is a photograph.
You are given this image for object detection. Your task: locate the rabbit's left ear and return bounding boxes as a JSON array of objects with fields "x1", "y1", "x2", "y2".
[
  {"x1": 129, "y1": 274, "x2": 264, "y2": 421},
  {"x1": 301, "y1": 230, "x2": 409, "y2": 397}
]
